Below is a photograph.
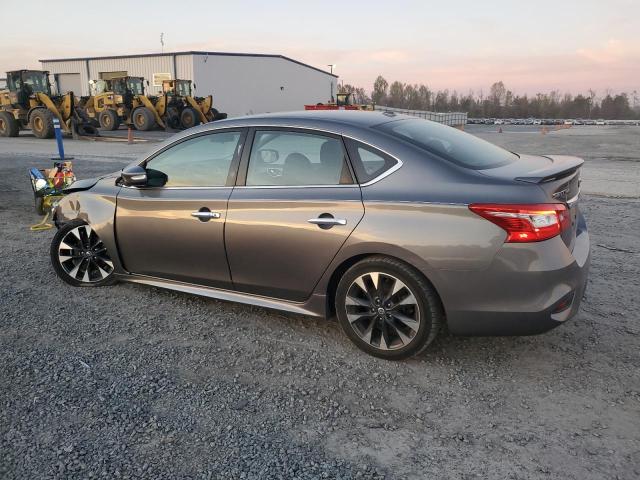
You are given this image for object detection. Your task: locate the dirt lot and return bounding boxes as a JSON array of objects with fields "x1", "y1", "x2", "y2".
[{"x1": 1, "y1": 125, "x2": 639, "y2": 479}]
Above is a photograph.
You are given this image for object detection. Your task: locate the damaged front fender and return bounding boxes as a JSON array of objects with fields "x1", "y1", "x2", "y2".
[{"x1": 53, "y1": 177, "x2": 125, "y2": 274}]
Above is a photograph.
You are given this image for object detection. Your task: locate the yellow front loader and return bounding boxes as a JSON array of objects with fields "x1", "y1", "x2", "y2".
[
  {"x1": 0, "y1": 70, "x2": 97, "y2": 138},
  {"x1": 158, "y1": 79, "x2": 227, "y2": 130},
  {"x1": 79, "y1": 76, "x2": 165, "y2": 131}
]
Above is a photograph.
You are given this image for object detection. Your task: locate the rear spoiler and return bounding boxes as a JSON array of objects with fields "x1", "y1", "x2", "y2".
[{"x1": 515, "y1": 155, "x2": 584, "y2": 184}]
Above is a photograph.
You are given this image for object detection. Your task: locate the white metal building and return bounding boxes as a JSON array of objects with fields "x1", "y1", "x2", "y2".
[{"x1": 40, "y1": 51, "x2": 338, "y2": 117}]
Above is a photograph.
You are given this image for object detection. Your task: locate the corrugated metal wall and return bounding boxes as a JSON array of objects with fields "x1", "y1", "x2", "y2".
[
  {"x1": 41, "y1": 60, "x2": 89, "y2": 95},
  {"x1": 41, "y1": 54, "x2": 193, "y2": 96},
  {"x1": 192, "y1": 55, "x2": 336, "y2": 117},
  {"x1": 87, "y1": 56, "x2": 171, "y2": 95},
  {"x1": 175, "y1": 55, "x2": 193, "y2": 83},
  {"x1": 40, "y1": 53, "x2": 336, "y2": 115}
]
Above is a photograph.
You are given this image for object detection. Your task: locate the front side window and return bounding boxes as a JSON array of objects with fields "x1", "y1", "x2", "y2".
[
  {"x1": 145, "y1": 131, "x2": 241, "y2": 187},
  {"x1": 374, "y1": 118, "x2": 518, "y2": 169},
  {"x1": 246, "y1": 130, "x2": 352, "y2": 186}
]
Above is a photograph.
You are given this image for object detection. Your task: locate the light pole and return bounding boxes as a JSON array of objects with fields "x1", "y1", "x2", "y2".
[{"x1": 328, "y1": 64, "x2": 336, "y2": 102}]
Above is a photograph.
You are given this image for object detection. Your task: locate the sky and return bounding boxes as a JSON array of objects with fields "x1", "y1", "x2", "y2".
[{"x1": 1, "y1": 0, "x2": 639, "y2": 96}]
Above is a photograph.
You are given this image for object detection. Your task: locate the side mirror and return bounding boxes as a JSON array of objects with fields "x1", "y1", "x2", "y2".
[{"x1": 121, "y1": 165, "x2": 147, "y2": 187}]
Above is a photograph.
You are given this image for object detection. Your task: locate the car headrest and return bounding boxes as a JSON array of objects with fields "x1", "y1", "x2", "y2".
[
  {"x1": 320, "y1": 140, "x2": 342, "y2": 168},
  {"x1": 284, "y1": 153, "x2": 311, "y2": 183}
]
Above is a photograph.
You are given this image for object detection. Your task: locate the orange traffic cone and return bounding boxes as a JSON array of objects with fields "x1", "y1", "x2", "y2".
[{"x1": 498, "y1": 127, "x2": 503, "y2": 133}]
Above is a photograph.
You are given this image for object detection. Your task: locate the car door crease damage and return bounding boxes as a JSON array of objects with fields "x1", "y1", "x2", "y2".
[{"x1": 51, "y1": 111, "x2": 590, "y2": 359}]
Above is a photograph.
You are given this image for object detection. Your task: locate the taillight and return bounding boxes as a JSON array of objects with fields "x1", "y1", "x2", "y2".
[{"x1": 469, "y1": 203, "x2": 570, "y2": 243}]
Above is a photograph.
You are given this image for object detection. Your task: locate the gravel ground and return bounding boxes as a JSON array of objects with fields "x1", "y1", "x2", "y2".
[{"x1": 1, "y1": 126, "x2": 639, "y2": 479}]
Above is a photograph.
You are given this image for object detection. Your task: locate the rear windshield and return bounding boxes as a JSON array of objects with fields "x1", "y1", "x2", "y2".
[{"x1": 373, "y1": 118, "x2": 518, "y2": 169}]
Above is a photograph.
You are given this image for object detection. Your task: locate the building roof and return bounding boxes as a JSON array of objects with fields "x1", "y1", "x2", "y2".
[{"x1": 39, "y1": 51, "x2": 338, "y2": 78}]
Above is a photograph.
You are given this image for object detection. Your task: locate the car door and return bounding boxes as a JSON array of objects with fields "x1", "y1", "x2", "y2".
[
  {"x1": 115, "y1": 129, "x2": 246, "y2": 288},
  {"x1": 225, "y1": 128, "x2": 365, "y2": 302}
]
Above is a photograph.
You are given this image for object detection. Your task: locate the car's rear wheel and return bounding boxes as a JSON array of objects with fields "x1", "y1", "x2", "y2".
[
  {"x1": 335, "y1": 256, "x2": 443, "y2": 360},
  {"x1": 50, "y1": 220, "x2": 116, "y2": 287}
]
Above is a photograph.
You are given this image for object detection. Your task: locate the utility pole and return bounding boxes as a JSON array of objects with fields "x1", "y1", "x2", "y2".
[{"x1": 160, "y1": 33, "x2": 165, "y2": 53}]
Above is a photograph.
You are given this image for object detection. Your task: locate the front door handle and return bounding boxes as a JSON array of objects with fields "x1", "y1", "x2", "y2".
[
  {"x1": 308, "y1": 217, "x2": 347, "y2": 226},
  {"x1": 191, "y1": 211, "x2": 221, "y2": 221}
]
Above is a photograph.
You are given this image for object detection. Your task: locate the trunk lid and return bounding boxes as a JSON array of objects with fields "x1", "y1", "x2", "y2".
[{"x1": 481, "y1": 154, "x2": 583, "y2": 250}]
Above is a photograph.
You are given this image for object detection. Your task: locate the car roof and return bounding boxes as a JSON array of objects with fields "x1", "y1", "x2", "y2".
[{"x1": 199, "y1": 110, "x2": 400, "y2": 132}]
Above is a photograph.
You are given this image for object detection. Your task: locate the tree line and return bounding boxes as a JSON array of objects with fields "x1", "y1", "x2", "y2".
[{"x1": 339, "y1": 77, "x2": 640, "y2": 119}]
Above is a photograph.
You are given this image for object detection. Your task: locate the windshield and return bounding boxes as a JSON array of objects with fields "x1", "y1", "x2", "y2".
[
  {"x1": 176, "y1": 81, "x2": 191, "y2": 97},
  {"x1": 336, "y1": 93, "x2": 352, "y2": 106},
  {"x1": 111, "y1": 79, "x2": 127, "y2": 95},
  {"x1": 8, "y1": 71, "x2": 50, "y2": 94},
  {"x1": 374, "y1": 118, "x2": 518, "y2": 169},
  {"x1": 127, "y1": 79, "x2": 144, "y2": 95}
]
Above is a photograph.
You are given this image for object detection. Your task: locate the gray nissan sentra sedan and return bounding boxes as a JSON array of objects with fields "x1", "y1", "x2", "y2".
[{"x1": 51, "y1": 111, "x2": 590, "y2": 359}]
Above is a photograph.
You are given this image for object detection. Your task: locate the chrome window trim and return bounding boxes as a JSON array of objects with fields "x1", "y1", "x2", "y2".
[
  {"x1": 201, "y1": 123, "x2": 404, "y2": 188},
  {"x1": 148, "y1": 122, "x2": 404, "y2": 188},
  {"x1": 234, "y1": 184, "x2": 361, "y2": 190},
  {"x1": 120, "y1": 185, "x2": 233, "y2": 190},
  {"x1": 358, "y1": 159, "x2": 403, "y2": 187}
]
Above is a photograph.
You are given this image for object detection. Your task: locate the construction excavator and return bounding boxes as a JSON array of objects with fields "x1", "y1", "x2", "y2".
[
  {"x1": 80, "y1": 76, "x2": 164, "y2": 131},
  {"x1": 0, "y1": 70, "x2": 97, "y2": 138}
]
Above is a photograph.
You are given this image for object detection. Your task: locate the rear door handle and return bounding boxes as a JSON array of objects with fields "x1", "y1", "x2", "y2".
[
  {"x1": 308, "y1": 217, "x2": 347, "y2": 226},
  {"x1": 191, "y1": 211, "x2": 221, "y2": 221}
]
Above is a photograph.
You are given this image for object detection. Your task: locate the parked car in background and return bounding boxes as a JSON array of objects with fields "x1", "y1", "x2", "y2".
[
  {"x1": 494, "y1": 119, "x2": 504, "y2": 125},
  {"x1": 595, "y1": 119, "x2": 606, "y2": 125},
  {"x1": 51, "y1": 111, "x2": 590, "y2": 359},
  {"x1": 533, "y1": 119, "x2": 542, "y2": 125},
  {"x1": 564, "y1": 119, "x2": 574, "y2": 125}
]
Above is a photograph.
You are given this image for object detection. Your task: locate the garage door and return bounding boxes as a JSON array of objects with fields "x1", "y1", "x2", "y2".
[{"x1": 56, "y1": 73, "x2": 81, "y2": 95}]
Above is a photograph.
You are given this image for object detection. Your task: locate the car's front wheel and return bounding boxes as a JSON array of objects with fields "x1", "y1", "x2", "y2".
[
  {"x1": 50, "y1": 220, "x2": 116, "y2": 287},
  {"x1": 335, "y1": 256, "x2": 443, "y2": 360}
]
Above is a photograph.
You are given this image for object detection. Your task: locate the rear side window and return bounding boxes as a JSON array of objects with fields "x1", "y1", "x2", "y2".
[
  {"x1": 374, "y1": 118, "x2": 518, "y2": 169},
  {"x1": 246, "y1": 130, "x2": 352, "y2": 186},
  {"x1": 344, "y1": 139, "x2": 398, "y2": 184}
]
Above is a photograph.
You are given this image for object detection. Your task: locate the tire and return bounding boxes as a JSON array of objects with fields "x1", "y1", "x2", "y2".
[
  {"x1": 335, "y1": 256, "x2": 444, "y2": 360},
  {"x1": 50, "y1": 220, "x2": 117, "y2": 287},
  {"x1": 132, "y1": 107, "x2": 156, "y2": 131},
  {"x1": 211, "y1": 108, "x2": 227, "y2": 121},
  {"x1": 98, "y1": 109, "x2": 120, "y2": 131},
  {"x1": 180, "y1": 107, "x2": 200, "y2": 129},
  {"x1": 30, "y1": 109, "x2": 55, "y2": 139},
  {"x1": 0, "y1": 111, "x2": 19, "y2": 137},
  {"x1": 165, "y1": 107, "x2": 181, "y2": 130}
]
